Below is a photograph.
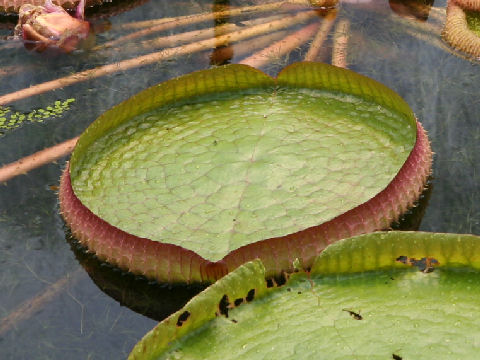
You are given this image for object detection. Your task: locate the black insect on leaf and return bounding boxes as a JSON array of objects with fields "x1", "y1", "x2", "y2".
[{"x1": 342, "y1": 309, "x2": 363, "y2": 320}]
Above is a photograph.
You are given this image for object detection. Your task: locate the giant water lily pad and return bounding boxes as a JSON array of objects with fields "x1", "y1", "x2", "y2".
[
  {"x1": 129, "y1": 231, "x2": 480, "y2": 359},
  {"x1": 59, "y1": 62, "x2": 432, "y2": 283}
]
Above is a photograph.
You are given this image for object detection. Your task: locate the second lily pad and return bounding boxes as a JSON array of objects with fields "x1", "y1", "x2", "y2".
[
  {"x1": 59, "y1": 62, "x2": 431, "y2": 282},
  {"x1": 129, "y1": 231, "x2": 480, "y2": 360}
]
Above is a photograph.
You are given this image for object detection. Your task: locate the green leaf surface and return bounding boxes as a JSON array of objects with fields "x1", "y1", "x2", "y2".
[
  {"x1": 466, "y1": 10, "x2": 480, "y2": 37},
  {"x1": 130, "y1": 231, "x2": 480, "y2": 360},
  {"x1": 70, "y1": 63, "x2": 416, "y2": 262}
]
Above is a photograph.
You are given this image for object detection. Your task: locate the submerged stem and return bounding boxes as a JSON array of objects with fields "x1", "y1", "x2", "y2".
[
  {"x1": 304, "y1": 10, "x2": 337, "y2": 61},
  {"x1": 332, "y1": 19, "x2": 350, "y2": 68}
]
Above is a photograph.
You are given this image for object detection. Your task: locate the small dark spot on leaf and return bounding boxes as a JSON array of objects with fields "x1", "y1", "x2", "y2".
[
  {"x1": 343, "y1": 309, "x2": 362, "y2": 320},
  {"x1": 231, "y1": 319, "x2": 238, "y2": 323},
  {"x1": 232, "y1": 218, "x2": 236, "y2": 222},
  {"x1": 246, "y1": 289, "x2": 255, "y2": 302},
  {"x1": 274, "y1": 273, "x2": 287, "y2": 286},
  {"x1": 176, "y1": 311, "x2": 190, "y2": 326},
  {"x1": 234, "y1": 298, "x2": 244, "y2": 307},
  {"x1": 219, "y1": 294, "x2": 230, "y2": 318},
  {"x1": 297, "y1": 291, "x2": 302, "y2": 295},
  {"x1": 213, "y1": 140, "x2": 218, "y2": 146},
  {"x1": 266, "y1": 278, "x2": 275, "y2": 288},
  {"x1": 396, "y1": 255, "x2": 439, "y2": 273},
  {"x1": 384, "y1": 277, "x2": 395, "y2": 284},
  {"x1": 392, "y1": 354, "x2": 402, "y2": 360},
  {"x1": 287, "y1": 288, "x2": 291, "y2": 292}
]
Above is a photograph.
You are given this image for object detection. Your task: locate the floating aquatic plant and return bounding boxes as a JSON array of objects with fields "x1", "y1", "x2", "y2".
[
  {"x1": 59, "y1": 62, "x2": 432, "y2": 284},
  {"x1": 0, "y1": 98, "x2": 75, "y2": 134},
  {"x1": 129, "y1": 231, "x2": 480, "y2": 359},
  {"x1": 443, "y1": 0, "x2": 480, "y2": 58}
]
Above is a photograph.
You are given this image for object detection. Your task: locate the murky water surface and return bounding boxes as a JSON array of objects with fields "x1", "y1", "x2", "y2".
[{"x1": 0, "y1": 0, "x2": 479, "y2": 358}]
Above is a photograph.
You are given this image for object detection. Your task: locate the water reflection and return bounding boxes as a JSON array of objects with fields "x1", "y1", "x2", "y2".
[{"x1": 67, "y1": 233, "x2": 207, "y2": 322}]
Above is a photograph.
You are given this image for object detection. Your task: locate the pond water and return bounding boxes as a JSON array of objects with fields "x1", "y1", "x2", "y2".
[{"x1": 0, "y1": 0, "x2": 479, "y2": 358}]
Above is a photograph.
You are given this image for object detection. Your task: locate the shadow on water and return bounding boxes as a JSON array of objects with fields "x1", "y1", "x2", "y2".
[
  {"x1": 391, "y1": 176, "x2": 433, "y2": 231},
  {"x1": 66, "y1": 231, "x2": 208, "y2": 322}
]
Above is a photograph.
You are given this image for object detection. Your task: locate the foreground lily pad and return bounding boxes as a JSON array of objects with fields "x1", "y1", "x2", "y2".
[
  {"x1": 129, "y1": 231, "x2": 480, "y2": 360},
  {"x1": 59, "y1": 62, "x2": 432, "y2": 283}
]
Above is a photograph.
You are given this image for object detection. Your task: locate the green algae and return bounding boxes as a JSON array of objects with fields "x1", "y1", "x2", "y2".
[{"x1": 0, "y1": 98, "x2": 75, "y2": 134}]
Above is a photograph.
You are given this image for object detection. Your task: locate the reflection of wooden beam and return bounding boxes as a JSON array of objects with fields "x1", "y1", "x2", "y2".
[
  {"x1": 240, "y1": 22, "x2": 320, "y2": 68},
  {"x1": 0, "y1": 10, "x2": 317, "y2": 106},
  {"x1": 204, "y1": 30, "x2": 289, "y2": 63},
  {"x1": 99, "y1": 0, "x2": 311, "y2": 49},
  {"x1": 124, "y1": 24, "x2": 239, "y2": 53},
  {"x1": 304, "y1": 10, "x2": 337, "y2": 61},
  {"x1": 0, "y1": 136, "x2": 78, "y2": 183},
  {"x1": 131, "y1": 16, "x2": 287, "y2": 54},
  {"x1": 0, "y1": 269, "x2": 83, "y2": 336},
  {"x1": 118, "y1": 17, "x2": 176, "y2": 31},
  {"x1": 332, "y1": 19, "x2": 350, "y2": 68},
  {"x1": 117, "y1": 16, "x2": 288, "y2": 55}
]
